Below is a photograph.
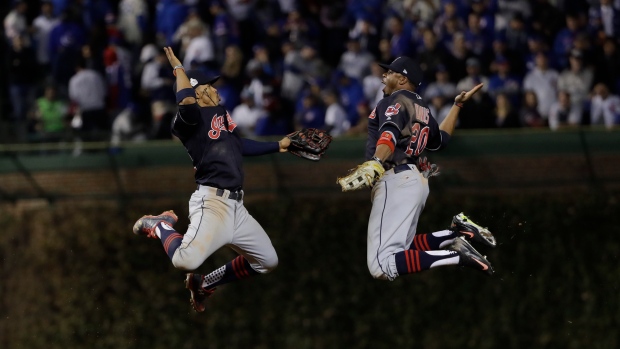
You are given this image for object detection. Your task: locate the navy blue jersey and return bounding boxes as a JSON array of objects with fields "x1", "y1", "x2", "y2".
[
  {"x1": 171, "y1": 104, "x2": 245, "y2": 190},
  {"x1": 365, "y1": 90, "x2": 448, "y2": 166}
]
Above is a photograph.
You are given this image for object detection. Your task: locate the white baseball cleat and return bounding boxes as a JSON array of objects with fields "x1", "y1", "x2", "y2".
[{"x1": 451, "y1": 212, "x2": 497, "y2": 248}]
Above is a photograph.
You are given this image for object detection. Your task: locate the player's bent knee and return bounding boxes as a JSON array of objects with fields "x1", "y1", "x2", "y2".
[
  {"x1": 257, "y1": 254, "x2": 278, "y2": 273},
  {"x1": 171, "y1": 256, "x2": 203, "y2": 271}
]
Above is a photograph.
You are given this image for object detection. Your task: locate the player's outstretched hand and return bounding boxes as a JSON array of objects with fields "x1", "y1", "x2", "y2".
[
  {"x1": 163, "y1": 47, "x2": 182, "y2": 69},
  {"x1": 454, "y1": 83, "x2": 484, "y2": 104},
  {"x1": 278, "y1": 136, "x2": 291, "y2": 152}
]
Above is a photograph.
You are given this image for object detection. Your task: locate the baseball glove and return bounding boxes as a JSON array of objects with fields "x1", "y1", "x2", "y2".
[
  {"x1": 337, "y1": 160, "x2": 385, "y2": 191},
  {"x1": 417, "y1": 157, "x2": 440, "y2": 179},
  {"x1": 287, "y1": 128, "x2": 333, "y2": 161}
]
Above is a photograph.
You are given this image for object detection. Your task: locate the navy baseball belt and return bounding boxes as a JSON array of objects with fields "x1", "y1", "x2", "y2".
[
  {"x1": 394, "y1": 163, "x2": 415, "y2": 174},
  {"x1": 197, "y1": 185, "x2": 244, "y2": 202},
  {"x1": 216, "y1": 188, "x2": 243, "y2": 202}
]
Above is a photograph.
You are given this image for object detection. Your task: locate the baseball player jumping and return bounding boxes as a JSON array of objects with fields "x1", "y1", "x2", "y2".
[
  {"x1": 132, "y1": 47, "x2": 293, "y2": 312},
  {"x1": 338, "y1": 57, "x2": 497, "y2": 281}
]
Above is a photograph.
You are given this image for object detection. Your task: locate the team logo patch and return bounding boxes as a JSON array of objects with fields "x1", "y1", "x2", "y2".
[
  {"x1": 190, "y1": 78, "x2": 198, "y2": 87},
  {"x1": 369, "y1": 108, "x2": 376, "y2": 119},
  {"x1": 385, "y1": 103, "x2": 401, "y2": 117}
]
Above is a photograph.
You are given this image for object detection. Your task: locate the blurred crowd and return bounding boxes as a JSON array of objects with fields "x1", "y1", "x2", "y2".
[{"x1": 3, "y1": 0, "x2": 620, "y2": 146}]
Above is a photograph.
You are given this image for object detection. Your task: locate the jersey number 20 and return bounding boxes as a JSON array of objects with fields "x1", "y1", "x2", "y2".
[{"x1": 405, "y1": 123, "x2": 429, "y2": 156}]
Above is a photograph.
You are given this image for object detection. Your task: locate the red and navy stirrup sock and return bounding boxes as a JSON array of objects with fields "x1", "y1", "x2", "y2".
[
  {"x1": 410, "y1": 230, "x2": 457, "y2": 251},
  {"x1": 395, "y1": 249, "x2": 459, "y2": 274},
  {"x1": 155, "y1": 222, "x2": 183, "y2": 260},
  {"x1": 201, "y1": 256, "x2": 259, "y2": 290}
]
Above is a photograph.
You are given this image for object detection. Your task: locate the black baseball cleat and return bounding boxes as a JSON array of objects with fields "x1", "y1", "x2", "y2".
[
  {"x1": 448, "y1": 237, "x2": 495, "y2": 276},
  {"x1": 185, "y1": 273, "x2": 216, "y2": 313},
  {"x1": 132, "y1": 210, "x2": 178, "y2": 239},
  {"x1": 451, "y1": 212, "x2": 497, "y2": 248}
]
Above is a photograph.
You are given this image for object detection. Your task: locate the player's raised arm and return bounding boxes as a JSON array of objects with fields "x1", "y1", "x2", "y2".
[
  {"x1": 439, "y1": 83, "x2": 484, "y2": 136},
  {"x1": 164, "y1": 47, "x2": 195, "y2": 105}
]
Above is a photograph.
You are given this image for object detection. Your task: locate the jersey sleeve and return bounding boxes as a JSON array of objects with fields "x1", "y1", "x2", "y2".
[
  {"x1": 373, "y1": 95, "x2": 411, "y2": 152},
  {"x1": 171, "y1": 104, "x2": 201, "y2": 140},
  {"x1": 241, "y1": 138, "x2": 280, "y2": 156},
  {"x1": 375, "y1": 96, "x2": 409, "y2": 133}
]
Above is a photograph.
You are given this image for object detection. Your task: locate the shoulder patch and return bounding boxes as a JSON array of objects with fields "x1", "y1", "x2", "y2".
[{"x1": 369, "y1": 108, "x2": 376, "y2": 119}]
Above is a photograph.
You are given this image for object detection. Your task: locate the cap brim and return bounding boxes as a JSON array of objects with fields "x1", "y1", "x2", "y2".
[
  {"x1": 206, "y1": 75, "x2": 220, "y2": 85},
  {"x1": 377, "y1": 63, "x2": 392, "y2": 71}
]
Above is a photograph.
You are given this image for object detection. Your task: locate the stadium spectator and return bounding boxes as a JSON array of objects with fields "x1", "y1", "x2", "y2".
[
  {"x1": 590, "y1": 83, "x2": 620, "y2": 129},
  {"x1": 322, "y1": 89, "x2": 349, "y2": 137},
  {"x1": 155, "y1": 0, "x2": 189, "y2": 46},
  {"x1": 417, "y1": 28, "x2": 448, "y2": 83},
  {"x1": 456, "y1": 57, "x2": 489, "y2": 94},
  {"x1": 338, "y1": 37, "x2": 374, "y2": 80},
  {"x1": 363, "y1": 62, "x2": 384, "y2": 107},
  {"x1": 141, "y1": 49, "x2": 175, "y2": 103},
  {"x1": 548, "y1": 91, "x2": 581, "y2": 130},
  {"x1": 445, "y1": 32, "x2": 473, "y2": 82},
  {"x1": 493, "y1": 92, "x2": 521, "y2": 128},
  {"x1": 424, "y1": 64, "x2": 457, "y2": 100},
  {"x1": 433, "y1": 1, "x2": 465, "y2": 41},
  {"x1": 427, "y1": 89, "x2": 451, "y2": 126},
  {"x1": 496, "y1": 0, "x2": 531, "y2": 31},
  {"x1": 348, "y1": 14, "x2": 380, "y2": 58},
  {"x1": 149, "y1": 100, "x2": 175, "y2": 140},
  {"x1": 3, "y1": 0, "x2": 27, "y2": 41},
  {"x1": 181, "y1": 17, "x2": 215, "y2": 69},
  {"x1": 500, "y1": 13, "x2": 529, "y2": 55},
  {"x1": 282, "y1": 10, "x2": 317, "y2": 48},
  {"x1": 553, "y1": 13, "x2": 582, "y2": 70},
  {"x1": 519, "y1": 90, "x2": 546, "y2": 127},
  {"x1": 31, "y1": 85, "x2": 68, "y2": 141},
  {"x1": 32, "y1": 1, "x2": 59, "y2": 73},
  {"x1": 104, "y1": 45, "x2": 132, "y2": 114},
  {"x1": 231, "y1": 87, "x2": 266, "y2": 137},
  {"x1": 295, "y1": 93, "x2": 325, "y2": 130},
  {"x1": 110, "y1": 103, "x2": 147, "y2": 147},
  {"x1": 557, "y1": 49, "x2": 593, "y2": 121},
  {"x1": 593, "y1": 38, "x2": 620, "y2": 94},
  {"x1": 48, "y1": 9, "x2": 87, "y2": 89},
  {"x1": 68, "y1": 59, "x2": 108, "y2": 139},
  {"x1": 463, "y1": 11, "x2": 492, "y2": 58},
  {"x1": 487, "y1": 56, "x2": 521, "y2": 107},
  {"x1": 117, "y1": 0, "x2": 148, "y2": 48},
  {"x1": 333, "y1": 71, "x2": 365, "y2": 127},
  {"x1": 596, "y1": 0, "x2": 620, "y2": 38},
  {"x1": 7, "y1": 35, "x2": 37, "y2": 142},
  {"x1": 523, "y1": 52, "x2": 559, "y2": 118},
  {"x1": 385, "y1": 16, "x2": 411, "y2": 58},
  {"x1": 210, "y1": 0, "x2": 239, "y2": 65},
  {"x1": 220, "y1": 44, "x2": 245, "y2": 87}
]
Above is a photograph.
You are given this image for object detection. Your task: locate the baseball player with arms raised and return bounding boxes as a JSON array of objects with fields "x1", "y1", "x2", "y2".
[
  {"x1": 132, "y1": 47, "x2": 293, "y2": 312},
  {"x1": 338, "y1": 57, "x2": 497, "y2": 281}
]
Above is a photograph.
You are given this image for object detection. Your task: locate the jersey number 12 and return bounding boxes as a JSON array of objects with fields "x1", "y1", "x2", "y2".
[{"x1": 405, "y1": 123, "x2": 429, "y2": 156}]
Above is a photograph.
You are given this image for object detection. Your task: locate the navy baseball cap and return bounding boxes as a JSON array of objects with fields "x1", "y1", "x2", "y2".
[
  {"x1": 172, "y1": 69, "x2": 220, "y2": 91},
  {"x1": 378, "y1": 56, "x2": 424, "y2": 86}
]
